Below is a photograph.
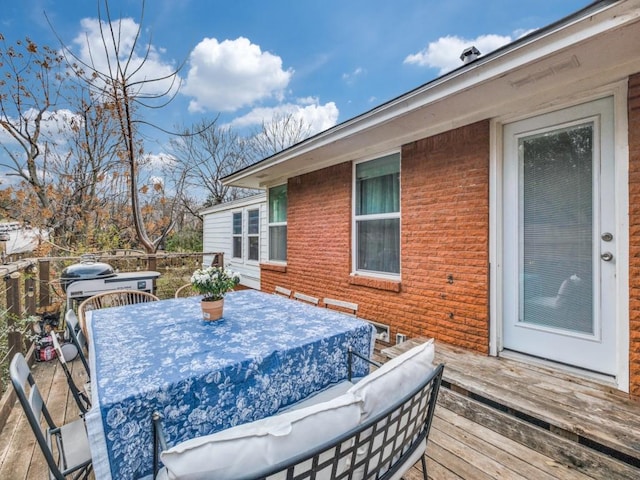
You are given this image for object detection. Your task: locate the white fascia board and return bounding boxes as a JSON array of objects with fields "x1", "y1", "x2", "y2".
[{"x1": 199, "y1": 192, "x2": 266, "y2": 216}]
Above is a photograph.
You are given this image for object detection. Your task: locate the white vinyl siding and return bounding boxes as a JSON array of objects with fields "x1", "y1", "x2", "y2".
[{"x1": 201, "y1": 194, "x2": 267, "y2": 290}]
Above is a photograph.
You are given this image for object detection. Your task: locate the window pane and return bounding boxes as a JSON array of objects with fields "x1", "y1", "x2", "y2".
[
  {"x1": 521, "y1": 124, "x2": 593, "y2": 334},
  {"x1": 269, "y1": 185, "x2": 287, "y2": 223},
  {"x1": 248, "y1": 237, "x2": 259, "y2": 261},
  {"x1": 232, "y1": 237, "x2": 242, "y2": 258},
  {"x1": 356, "y1": 154, "x2": 400, "y2": 216},
  {"x1": 232, "y1": 212, "x2": 242, "y2": 235},
  {"x1": 269, "y1": 225, "x2": 287, "y2": 261},
  {"x1": 248, "y1": 209, "x2": 259, "y2": 234},
  {"x1": 356, "y1": 219, "x2": 400, "y2": 274}
]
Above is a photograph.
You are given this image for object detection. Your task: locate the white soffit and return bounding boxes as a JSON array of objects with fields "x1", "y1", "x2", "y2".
[{"x1": 225, "y1": 0, "x2": 640, "y2": 189}]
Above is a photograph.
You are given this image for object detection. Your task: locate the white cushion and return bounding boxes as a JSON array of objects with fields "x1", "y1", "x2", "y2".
[
  {"x1": 348, "y1": 338, "x2": 435, "y2": 421},
  {"x1": 347, "y1": 339, "x2": 435, "y2": 480},
  {"x1": 160, "y1": 392, "x2": 362, "y2": 480},
  {"x1": 282, "y1": 380, "x2": 354, "y2": 412}
]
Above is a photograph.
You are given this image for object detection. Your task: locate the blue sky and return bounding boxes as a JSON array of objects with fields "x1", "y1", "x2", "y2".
[{"x1": 1, "y1": 0, "x2": 592, "y2": 164}]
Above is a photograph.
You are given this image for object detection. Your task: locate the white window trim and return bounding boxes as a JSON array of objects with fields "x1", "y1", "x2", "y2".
[
  {"x1": 267, "y1": 183, "x2": 287, "y2": 264},
  {"x1": 232, "y1": 211, "x2": 243, "y2": 260},
  {"x1": 246, "y1": 208, "x2": 260, "y2": 264},
  {"x1": 351, "y1": 151, "x2": 402, "y2": 281}
]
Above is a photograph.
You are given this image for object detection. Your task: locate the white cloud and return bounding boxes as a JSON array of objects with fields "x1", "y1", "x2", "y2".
[
  {"x1": 342, "y1": 67, "x2": 365, "y2": 85},
  {"x1": 143, "y1": 152, "x2": 175, "y2": 169},
  {"x1": 71, "y1": 17, "x2": 180, "y2": 97},
  {"x1": 0, "y1": 108, "x2": 83, "y2": 156},
  {"x1": 227, "y1": 100, "x2": 339, "y2": 135},
  {"x1": 73, "y1": 18, "x2": 180, "y2": 95},
  {"x1": 182, "y1": 37, "x2": 293, "y2": 113},
  {"x1": 149, "y1": 176, "x2": 164, "y2": 187},
  {"x1": 404, "y1": 33, "x2": 514, "y2": 75}
]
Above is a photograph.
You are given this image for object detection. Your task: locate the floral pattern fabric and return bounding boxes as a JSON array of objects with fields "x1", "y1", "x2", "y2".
[{"x1": 85, "y1": 289, "x2": 375, "y2": 480}]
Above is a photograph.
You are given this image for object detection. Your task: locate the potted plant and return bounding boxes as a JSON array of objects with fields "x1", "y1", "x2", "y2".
[{"x1": 190, "y1": 266, "x2": 240, "y2": 320}]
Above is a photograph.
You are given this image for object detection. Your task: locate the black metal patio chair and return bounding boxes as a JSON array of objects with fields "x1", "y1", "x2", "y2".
[{"x1": 10, "y1": 352, "x2": 93, "y2": 480}]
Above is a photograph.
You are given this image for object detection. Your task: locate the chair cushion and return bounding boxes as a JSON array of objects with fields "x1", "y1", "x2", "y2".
[
  {"x1": 160, "y1": 392, "x2": 362, "y2": 480},
  {"x1": 281, "y1": 380, "x2": 354, "y2": 412},
  {"x1": 348, "y1": 339, "x2": 435, "y2": 420}
]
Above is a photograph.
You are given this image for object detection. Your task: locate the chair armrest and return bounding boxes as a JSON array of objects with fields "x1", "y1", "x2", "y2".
[{"x1": 348, "y1": 347, "x2": 381, "y2": 382}]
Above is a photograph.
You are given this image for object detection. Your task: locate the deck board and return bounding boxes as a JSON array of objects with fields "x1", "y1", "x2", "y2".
[{"x1": 433, "y1": 342, "x2": 640, "y2": 464}]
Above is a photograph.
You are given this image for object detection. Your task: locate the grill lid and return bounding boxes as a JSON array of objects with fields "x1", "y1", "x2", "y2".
[{"x1": 60, "y1": 259, "x2": 116, "y2": 291}]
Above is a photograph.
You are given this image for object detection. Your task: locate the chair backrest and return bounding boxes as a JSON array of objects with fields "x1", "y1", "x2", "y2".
[
  {"x1": 293, "y1": 291, "x2": 319, "y2": 305},
  {"x1": 153, "y1": 360, "x2": 444, "y2": 480},
  {"x1": 256, "y1": 363, "x2": 444, "y2": 480},
  {"x1": 10, "y1": 353, "x2": 60, "y2": 474},
  {"x1": 78, "y1": 289, "x2": 159, "y2": 336},
  {"x1": 274, "y1": 286, "x2": 292, "y2": 298},
  {"x1": 65, "y1": 309, "x2": 90, "y2": 377},
  {"x1": 50, "y1": 331, "x2": 91, "y2": 414},
  {"x1": 11, "y1": 352, "x2": 93, "y2": 480},
  {"x1": 323, "y1": 298, "x2": 359, "y2": 316},
  {"x1": 174, "y1": 283, "x2": 198, "y2": 298}
]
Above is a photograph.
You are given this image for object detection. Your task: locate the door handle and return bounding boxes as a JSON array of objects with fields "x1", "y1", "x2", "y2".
[{"x1": 601, "y1": 252, "x2": 613, "y2": 262}]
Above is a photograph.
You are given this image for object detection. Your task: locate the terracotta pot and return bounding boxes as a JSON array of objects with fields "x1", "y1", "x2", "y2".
[{"x1": 201, "y1": 298, "x2": 224, "y2": 321}]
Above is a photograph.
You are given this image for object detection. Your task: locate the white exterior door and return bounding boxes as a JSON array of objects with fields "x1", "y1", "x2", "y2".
[{"x1": 502, "y1": 97, "x2": 616, "y2": 375}]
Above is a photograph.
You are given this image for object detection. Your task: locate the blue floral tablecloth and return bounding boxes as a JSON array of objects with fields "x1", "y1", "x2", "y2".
[{"x1": 84, "y1": 289, "x2": 375, "y2": 480}]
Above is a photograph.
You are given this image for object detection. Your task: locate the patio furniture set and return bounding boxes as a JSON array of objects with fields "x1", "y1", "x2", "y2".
[{"x1": 10, "y1": 287, "x2": 444, "y2": 480}]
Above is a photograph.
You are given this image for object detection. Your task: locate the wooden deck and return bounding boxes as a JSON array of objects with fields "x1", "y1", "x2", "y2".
[{"x1": 0, "y1": 341, "x2": 639, "y2": 479}]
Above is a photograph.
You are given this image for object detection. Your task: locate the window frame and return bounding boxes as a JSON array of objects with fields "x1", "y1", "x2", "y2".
[
  {"x1": 352, "y1": 151, "x2": 401, "y2": 280},
  {"x1": 247, "y1": 208, "x2": 260, "y2": 263},
  {"x1": 268, "y1": 183, "x2": 288, "y2": 263},
  {"x1": 232, "y1": 211, "x2": 243, "y2": 260}
]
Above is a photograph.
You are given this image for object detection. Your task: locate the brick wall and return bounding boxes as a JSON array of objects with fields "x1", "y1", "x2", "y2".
[
  {"x1": 629, "y1": 73, "x2": 640, "y2": 397},
  {"x1": 401, "y1": 120, "x2": 490, "y2": 351},
  {"x1": 261, "y1": 120, "x2": 490, "y2": 353}
]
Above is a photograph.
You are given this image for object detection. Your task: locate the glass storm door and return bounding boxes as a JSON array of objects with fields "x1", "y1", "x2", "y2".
[{"x1": 502, "y1": 97, "x2": 616, "y2": 375}]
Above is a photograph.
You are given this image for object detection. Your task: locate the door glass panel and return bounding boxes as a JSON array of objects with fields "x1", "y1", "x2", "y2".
[{"x1": 520, "y1": 123, "x2": 594, "y2": 334}]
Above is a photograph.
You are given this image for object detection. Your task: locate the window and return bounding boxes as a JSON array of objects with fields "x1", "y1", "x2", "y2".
[
  {"x1": 247, "y1": 208, "x2": 260, "y2": 261},
  {"x1": 268, "y1": 184, "x2": 287, "y2": 262},
  {"x1": 354, "y1": 153, "x2": 400, "y2": 275},
  {"x1": 232, "y1": 212, "x2": 242, "y2": 259}
]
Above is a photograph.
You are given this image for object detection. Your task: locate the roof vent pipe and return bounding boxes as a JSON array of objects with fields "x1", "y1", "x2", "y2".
[{"x1": 460, "y1": 46, "x2": 481, "y2": 64}]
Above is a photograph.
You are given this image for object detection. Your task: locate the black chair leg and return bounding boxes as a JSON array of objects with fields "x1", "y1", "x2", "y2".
[{"x1": 421, "y1": 455, "x2": 428, "y2": 480}]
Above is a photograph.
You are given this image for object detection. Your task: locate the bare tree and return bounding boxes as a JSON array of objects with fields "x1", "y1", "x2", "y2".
[
  {"x1": 169, "y1": 117, "x2": 255, "y2": 207},
  {"x1": 0, "y1": 35, "x2": 69, "y2": 212},
  {"x1": 0, "y1": 36, "x2": 123, "y2": 251},
  {"x1": 57, "y1": 95, "x2": 123, "y2": 246},
  {"x1": 57, "y1": 0, "x2": 183, "y2": 253},
  {"x1": 248, "y1": 111, "x2": 313, "y2": 162}
]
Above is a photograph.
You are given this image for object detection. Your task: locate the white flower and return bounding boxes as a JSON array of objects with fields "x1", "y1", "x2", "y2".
[{"x1": 190, "y1": 266, "x2": 240, "y2": 300}]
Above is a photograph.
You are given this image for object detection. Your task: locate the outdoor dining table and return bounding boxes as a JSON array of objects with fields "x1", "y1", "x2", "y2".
[{"x1": 84, "y1": 289, "x2": 376, "y2": 480}]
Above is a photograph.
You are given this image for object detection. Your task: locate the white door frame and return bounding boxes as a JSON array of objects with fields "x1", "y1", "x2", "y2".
[{"x1": 489, "y1": 81, "x2": 629, "y2": 391}]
